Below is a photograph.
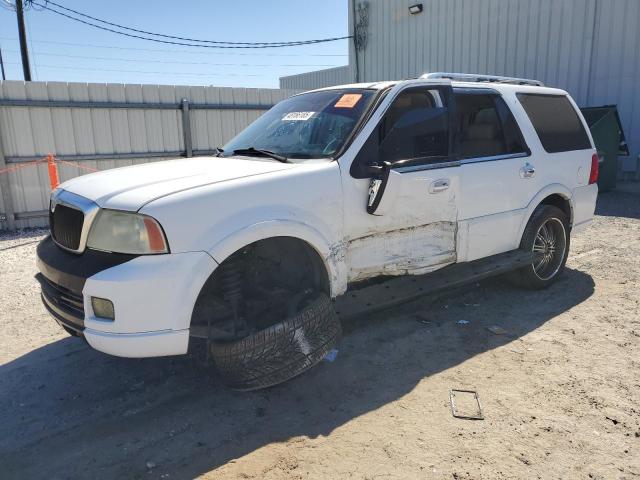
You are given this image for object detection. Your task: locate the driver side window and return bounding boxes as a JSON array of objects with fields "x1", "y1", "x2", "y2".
[
  {"x1": 378, "y1": 88, "x2": 450, "y2": 163},
  {"x1": 351, "y1": 87, "x2": 451, "y2": 177}
]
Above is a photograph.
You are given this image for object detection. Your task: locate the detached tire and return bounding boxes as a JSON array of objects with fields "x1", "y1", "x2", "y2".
[
  {"x1": 211, "y1": 292, "x2": 341, "y2": 391},
  {"x1": 508, "y1": 204, "x2": 570, "y2": 290}
]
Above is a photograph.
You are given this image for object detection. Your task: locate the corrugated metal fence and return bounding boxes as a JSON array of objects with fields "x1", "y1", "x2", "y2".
[{"x1": 0, "y1": 81, "x2": 299, "y2": 230}]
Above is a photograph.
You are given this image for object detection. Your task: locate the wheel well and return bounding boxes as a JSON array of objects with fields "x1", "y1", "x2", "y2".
[
  {"x1": 540, "y1": 194, "x2": 572, "y2": 226},
  {"x1": 191, "y1": 237, "x2": 330, "y2": 338}
]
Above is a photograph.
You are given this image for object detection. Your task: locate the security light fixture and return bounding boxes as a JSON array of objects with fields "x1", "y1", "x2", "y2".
[{"x1": 409, "y1": 3, "x2": 423, "y2": 14}]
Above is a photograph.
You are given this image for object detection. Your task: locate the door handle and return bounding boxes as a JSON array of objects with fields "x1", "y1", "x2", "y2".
[
  {"x1": 520, "y1": 162, "x2": 536, "y2": 179},
  {"x1": 429, "y1": 178, "x2": 450, "y2": 193}
]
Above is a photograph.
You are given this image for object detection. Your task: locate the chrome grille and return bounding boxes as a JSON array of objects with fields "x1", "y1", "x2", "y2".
[{"x1": 50, "y1": 204, "x2": 84, "y2": 250}]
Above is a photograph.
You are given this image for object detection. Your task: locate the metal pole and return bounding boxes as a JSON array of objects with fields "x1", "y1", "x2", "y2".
[
  {"x1": 181, "y1": 98, "x2": 193, "y2": 158},
  {"x1": 15, "y1": 0, "x2": 32, "y2": 81},
  {"x1": 351, "y1": 0, "x2": 359, "y2": 83},
  {"x1": 586, "y1": 0, "x2": 599, "y2": 104},
  {"x1": 0, "y1": 126, "x2": 16, "y2": 230}
]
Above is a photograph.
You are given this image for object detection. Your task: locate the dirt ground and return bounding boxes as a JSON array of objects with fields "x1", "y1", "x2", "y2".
[{"x1": 1, "y1": 183, "x2": 639, "y2": 480}]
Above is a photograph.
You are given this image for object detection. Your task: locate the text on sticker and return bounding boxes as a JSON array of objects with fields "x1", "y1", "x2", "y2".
[{"x1": 282, "y1": 112, "x2": 316, "y2": 121}]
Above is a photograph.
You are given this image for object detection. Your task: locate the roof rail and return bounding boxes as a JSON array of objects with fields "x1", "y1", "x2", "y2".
[{"x1": 420, "y1": 72, "x2": 544, "y2": 87}]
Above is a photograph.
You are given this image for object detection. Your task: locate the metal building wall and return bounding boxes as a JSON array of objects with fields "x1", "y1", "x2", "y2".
[
  {"x1": 588, "y1": 0, "x2": 640, "y2": 174},
  {"x1": 279, "y1": 66, "x2": 350, "y2": 90},
  {"x1": 0, "y1": 81, "x2": 299, "y2": 230},
  {"x1": 349, "y1": 0, "x2": 640, "y2": 173}
]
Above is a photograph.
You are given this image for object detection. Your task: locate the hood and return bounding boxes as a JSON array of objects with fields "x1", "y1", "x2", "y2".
[{"x1": 60, "y1": 156, "x2": 294, "y2": 211}]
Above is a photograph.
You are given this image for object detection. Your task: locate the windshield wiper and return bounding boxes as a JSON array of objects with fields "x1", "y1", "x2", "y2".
[{"x1": 231, "y1": 147, "x2": 290, "y2": 163}]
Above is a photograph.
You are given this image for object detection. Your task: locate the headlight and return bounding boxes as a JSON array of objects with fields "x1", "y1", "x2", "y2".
[{"x1": 87, "y1": 210, "x2": 169, "y2": 254}]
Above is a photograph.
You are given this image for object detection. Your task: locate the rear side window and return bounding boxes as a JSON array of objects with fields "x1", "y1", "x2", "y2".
[
  {"x1": 517, "y1": 93, "x2": 592, "y2": 153},
  {"x1": 454, "y1": 92, "x2": 528, "y2": 159}
]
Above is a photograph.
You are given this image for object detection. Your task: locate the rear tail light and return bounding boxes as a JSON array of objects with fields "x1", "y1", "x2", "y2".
[{"x1": 589, "y1": 153, "x2": 599, "y2": 185}]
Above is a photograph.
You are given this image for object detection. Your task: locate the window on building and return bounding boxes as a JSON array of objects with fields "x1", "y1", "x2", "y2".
[
  {"x1": 454, "y1": 92, "x2": 528, "y2": 159},
  {"x1": 517, "y1": 93, "x2": 592, "y2": 153}
]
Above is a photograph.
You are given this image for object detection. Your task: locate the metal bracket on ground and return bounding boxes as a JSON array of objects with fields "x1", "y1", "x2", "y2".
[{"x1": 449, "y1": 389, "x2": 484, "y2": 420}]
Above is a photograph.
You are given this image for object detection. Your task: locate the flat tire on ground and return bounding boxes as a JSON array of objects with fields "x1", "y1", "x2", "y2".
[{"x1": 210, "y1": 292, "x2": 341, "y2": 391}]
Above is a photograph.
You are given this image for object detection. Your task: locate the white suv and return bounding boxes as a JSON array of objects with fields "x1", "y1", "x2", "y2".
[{"x1": 37, "y1": 73, "x2": 598, "y2": 390}]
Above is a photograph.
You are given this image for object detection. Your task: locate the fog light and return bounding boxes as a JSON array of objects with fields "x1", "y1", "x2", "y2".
[{"x1": 92, "y1": 297, "x2": 115, "y2": 320}]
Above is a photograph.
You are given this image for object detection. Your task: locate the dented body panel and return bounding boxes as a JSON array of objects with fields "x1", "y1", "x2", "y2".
[{"x1": 346, "y1": 222, "x2": 457, "y2": 282}]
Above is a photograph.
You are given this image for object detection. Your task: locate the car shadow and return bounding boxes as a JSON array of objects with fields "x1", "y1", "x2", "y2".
[
  {"x1": 595, "y1": 182, "x2": 640, "y2": 220},
  {"x1": 0, "y1": 268, "x2": 594, "y2": 479}
]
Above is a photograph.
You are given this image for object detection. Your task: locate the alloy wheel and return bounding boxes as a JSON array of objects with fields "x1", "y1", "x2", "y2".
[{"x1": 532, "y1": 217, "x2": 567, "y2": 281}]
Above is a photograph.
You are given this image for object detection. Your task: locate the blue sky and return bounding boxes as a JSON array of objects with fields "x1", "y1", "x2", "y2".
[{"x1": 0, "y1": 0, "x2": 349, "y2": 88}]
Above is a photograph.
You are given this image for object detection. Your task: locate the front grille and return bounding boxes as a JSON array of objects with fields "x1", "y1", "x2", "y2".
[
  {"x1": 50, "y1": 204, "x2": 84, "y2": 250},
  {"x1": 38, "y1": 274, "x2": 85, "y2": 329}
]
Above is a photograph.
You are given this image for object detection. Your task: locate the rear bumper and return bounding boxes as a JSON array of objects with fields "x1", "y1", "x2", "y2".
[{"x1": 572, "y1": 183, "x2": 598, "y2": 231}]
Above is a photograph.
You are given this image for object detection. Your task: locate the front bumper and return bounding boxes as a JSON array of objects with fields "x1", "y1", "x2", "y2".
[
  {"x1": 36, "y1": 235, "x2": 137, "y2": 334},
  {"x1": 36, "y1": 236, "x2": 217, "y2": 357},
  {"x1": 83, "y1": 328, "x2": 190, "y2": 358}
]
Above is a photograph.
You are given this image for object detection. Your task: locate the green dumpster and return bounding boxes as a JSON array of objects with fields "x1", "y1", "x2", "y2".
[{"x1": 580, "y1": 105, "x2": 629, "y2": 192}]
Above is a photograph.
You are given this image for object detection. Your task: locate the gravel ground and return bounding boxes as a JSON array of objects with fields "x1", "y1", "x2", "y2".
[{"x1": 0, "y1": 185, "x2": 639, "y2": 480}]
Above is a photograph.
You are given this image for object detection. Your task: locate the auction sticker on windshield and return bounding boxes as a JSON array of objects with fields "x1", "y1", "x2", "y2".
[
  {"x1": 282, "y1": 112, "x2": 316, "y2": 121},
  {"x1": 335, "y1": 93, "x2": 362, "y2": 108}
]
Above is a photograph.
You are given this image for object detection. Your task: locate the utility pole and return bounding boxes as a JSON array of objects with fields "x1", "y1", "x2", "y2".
[
  {"x1": 15, "y1": 0, "x2": 32, "y2": 81},
  {"x1": 0, "y1": 45, "x2": 6, "y2": 80}
]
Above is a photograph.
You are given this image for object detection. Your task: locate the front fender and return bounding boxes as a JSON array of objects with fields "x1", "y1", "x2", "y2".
[{"x1": 207, "y1": 220, "x2": 347, "y2": 298}]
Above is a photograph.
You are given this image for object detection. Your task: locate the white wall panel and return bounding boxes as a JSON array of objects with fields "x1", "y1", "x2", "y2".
[
  {"x1": 279, "y1": 66, "x2": 350, "y2": 90},
  {"x1": 0, "y1": 81, "x2": 300, "y2": 229}
]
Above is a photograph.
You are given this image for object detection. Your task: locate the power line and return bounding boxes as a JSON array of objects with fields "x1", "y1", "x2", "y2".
[
  {"x1": 4, "y1": 61, "x2": 265, "y2": 76},
  {"x1": 1, "y1": 49, "x2": 344, "y2": 68},
  {"x1": 41, "y1": 0, "x2": 350, "y2": 46},
  {"x1": 32, "y1": 1, "x2": 352, "y2": 49},
  {"x1": 0, "y1": 37, "x2": 348, "y2": 57}
]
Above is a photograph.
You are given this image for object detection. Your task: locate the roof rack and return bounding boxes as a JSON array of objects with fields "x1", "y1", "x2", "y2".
[{"x1": 420, "y1": 72, "x2": 544, "y2": 87}]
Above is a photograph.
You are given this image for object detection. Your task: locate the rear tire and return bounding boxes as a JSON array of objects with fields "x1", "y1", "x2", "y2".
[
  {"x1": 211, "y1": 292, "x2": 341, "y2": 391},
  {"x1": 508, "y1": 205, "x2": 570, "y2": 290}
]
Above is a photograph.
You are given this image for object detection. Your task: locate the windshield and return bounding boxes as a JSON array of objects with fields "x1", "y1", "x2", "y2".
[{"x1": 222, "y1": 89, "x2": 377, "y2": 160}]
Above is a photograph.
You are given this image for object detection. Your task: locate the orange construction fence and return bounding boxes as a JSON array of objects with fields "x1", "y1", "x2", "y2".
[{"x1": 0, "y1": 154, "x2": 98, "y2": 191}]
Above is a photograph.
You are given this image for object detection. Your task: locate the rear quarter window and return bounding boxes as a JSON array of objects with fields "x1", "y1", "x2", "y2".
[{"x1": 517, "y1": 93, "x2": 592, "y2": 153}]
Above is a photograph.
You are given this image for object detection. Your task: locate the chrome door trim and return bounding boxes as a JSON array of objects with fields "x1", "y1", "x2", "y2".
[
  {"x1": 394, "y1": 160, "x2": 462, "y2": 173},
  {"x1": 393, "y1": 152, "x2": 530, "y2": 174},
  {"x1": 459, "y1": 152, "x2": 530, "y2": 165},
  {"x1": 50, "y1": 189, "x2": 100, "y2": 254}
]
